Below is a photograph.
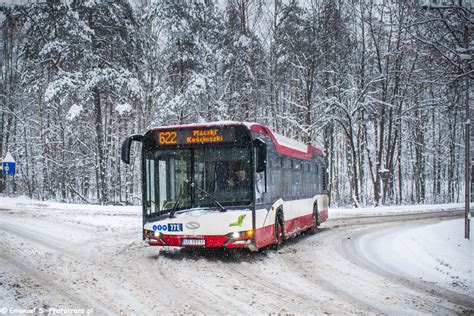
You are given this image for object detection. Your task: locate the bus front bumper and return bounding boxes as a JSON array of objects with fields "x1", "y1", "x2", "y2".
[{"x1": 144, "y1": 229, "x2": 255, "y2": 249}]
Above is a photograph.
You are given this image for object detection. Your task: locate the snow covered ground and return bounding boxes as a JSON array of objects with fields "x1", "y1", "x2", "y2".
[
  {"x1": 0, "y1": 196, "x2": 472, "y2": 314},
  {"x1": 331, "y1": 201, "x2": 473, "y2": 297},
  {"x1": 358, "y1": 218, "x2": 473, "y2": 297}
]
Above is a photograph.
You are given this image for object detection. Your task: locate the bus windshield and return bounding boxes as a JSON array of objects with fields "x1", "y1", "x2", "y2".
[{"x1": 144, "y1": 146, "x2": 252, "y2": 217}]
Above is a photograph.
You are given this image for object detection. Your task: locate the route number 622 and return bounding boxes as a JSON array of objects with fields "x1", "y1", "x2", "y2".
[{"x1": 159, "y1": 131, "x2": 177, "y2": 145}]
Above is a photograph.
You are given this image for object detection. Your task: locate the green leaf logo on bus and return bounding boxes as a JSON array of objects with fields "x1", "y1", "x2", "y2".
[{"x1": 229, "y1": 214, "x2": 246, "y2": 227}]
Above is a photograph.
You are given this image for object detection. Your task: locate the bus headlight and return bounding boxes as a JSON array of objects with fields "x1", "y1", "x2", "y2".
[
  {"x1": 227, "y1": 230, "x2": 254, "y2": 240},
  {"x1": 144, "y1": 229, "x2": 155, "y2": 238}
]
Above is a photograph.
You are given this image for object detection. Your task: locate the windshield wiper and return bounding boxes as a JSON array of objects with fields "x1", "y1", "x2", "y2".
[
  {"x1": 169, "y1": 179, "x2": 190, "y2": 218},
  {"x1": 191, "y1": 182, "x2": 227, "y2": 212}
]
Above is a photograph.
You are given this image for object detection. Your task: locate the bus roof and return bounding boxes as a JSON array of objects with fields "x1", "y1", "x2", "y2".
[{"x1": 148, "y1": 121, "x2": 324, "y2": 160}]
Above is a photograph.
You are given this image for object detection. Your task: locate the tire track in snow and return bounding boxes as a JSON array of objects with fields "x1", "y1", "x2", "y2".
[
  {"x1": 95, "y1": 236, "x2": 240, "y2": 314},
  {"x1": 156, "y1": 248, "x2": 366, "y2": 314},
  {"x1": 279, "y1": 233, "x2": 418, "y2": 314},
  {"x1": 273, "y1": 243, "x2": 383, "y2": 314},
  {"x1": 0, "y1": 220, "x2": 147, "y2": 314},
  {"x1": 121, "y1": 250, "x2": 221, "y2": 314},
  {"x1": 0, "y1": 247, "x2": 110, "y2": 315},
  {"x1": 223, "y1": 255, "x2": 358, "y2": 314},
  {"x1": 225, "y1": 263, "x2": 315, "y2": 313},
  {"x1": 151, "y1": 251, "x2": 262, "y2": 314}
]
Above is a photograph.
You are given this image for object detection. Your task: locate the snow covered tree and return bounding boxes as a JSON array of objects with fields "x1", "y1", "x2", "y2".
[{"x1": 0, "y1": 0, "x2": 469, "y2": 207}]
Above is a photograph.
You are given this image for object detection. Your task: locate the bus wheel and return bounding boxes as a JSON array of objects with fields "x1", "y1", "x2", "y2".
[
  {"x1": 273, "y1": 211, "x2": 284, "y2": 250},
  {"x1": 309, "y1": 203, "x2": 319, "y2": 235}
]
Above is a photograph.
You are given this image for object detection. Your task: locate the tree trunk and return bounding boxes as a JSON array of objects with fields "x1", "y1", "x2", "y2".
[{"x1": 93, "y1": 88, "x2": 108, "y2": 204}]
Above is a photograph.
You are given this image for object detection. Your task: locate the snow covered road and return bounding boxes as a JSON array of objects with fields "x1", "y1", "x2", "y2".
[{"x1": 0, "y1": 198, "x2": 472, "y2": 315}]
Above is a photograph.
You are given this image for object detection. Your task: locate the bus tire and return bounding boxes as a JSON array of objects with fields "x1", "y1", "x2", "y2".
[
  {"x1": 273, "y1": 210, "x2": 285, "y2": 250},
  {"x1": 309, "y1": 203, "x2": 319, "y2": 235}
]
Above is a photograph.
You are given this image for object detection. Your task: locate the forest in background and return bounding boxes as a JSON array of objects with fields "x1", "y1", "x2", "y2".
[{"x1": 0, "y1": 0, "x2": 472, "y2": 207}]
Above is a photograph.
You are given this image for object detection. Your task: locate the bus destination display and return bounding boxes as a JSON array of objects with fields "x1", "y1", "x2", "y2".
[{"x1": 158, "y1": 128, "x2": 236, "y2": 145}]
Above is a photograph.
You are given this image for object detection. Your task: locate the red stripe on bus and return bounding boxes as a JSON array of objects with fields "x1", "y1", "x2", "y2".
[
  {"x1": 283, "y1": 213, "x2": 315, "y2": 236},
  {"x1": 254, "y1": 225, "x2": 274, "y2": 248},
  {"x1": 249, "y1": 124, "x2": 324, "y2": 160},
  {"x1": 149, "y1": 123, "x2": 242, "y2": 131},
  {"x1": 255, "y1": 213, "x2": 318, "y2": 248},
  {"x1": 148, "y1": 235, "x2": 250, "y2": 249},
  {"x1": 162, "y1": 235, "x2": 227, "y2": 247}
]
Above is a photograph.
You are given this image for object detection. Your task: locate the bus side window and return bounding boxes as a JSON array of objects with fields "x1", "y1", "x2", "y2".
[
  {"x1": 310, "y1": 162, "x2": 315, "y2": 193},
  {"x1": 256, "y1": 170, "x2": 266, "y2": 200},
  {"x1": 254, "y1": 139, "x2": 267, "y2": 200}
]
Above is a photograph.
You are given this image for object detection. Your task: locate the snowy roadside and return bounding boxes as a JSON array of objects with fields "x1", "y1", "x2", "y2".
[
  {"x1": 328, "y1": 202, "x2": 472, "y2": 298},
  {"x1": 0, "y1": 196, "x2": 140, "y2": 214},
  {"x1": 357, "y1": 218, "x2": 473, "y2": 297},
  {"x1": 330, "y1": 202, "x2": 464, "y2": 218}
]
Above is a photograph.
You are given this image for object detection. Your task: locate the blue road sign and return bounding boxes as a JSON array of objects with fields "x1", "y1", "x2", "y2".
[{"x1": 2, "y1": 162, "x2": 16, "y2": 175}]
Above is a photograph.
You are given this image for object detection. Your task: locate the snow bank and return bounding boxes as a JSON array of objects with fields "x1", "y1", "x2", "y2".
[
  {"x1": 330, "y1": 203, "x2": 464, "y2": 218},
  {"x1": 0, "y1": 196, "x2": 139, "y2": 214},
  {"x1": 0, "y1": 196, "x2": 141, "y2": 230},
  {"x1": 358, "y1": 219, "x2": 473, "y2": 297}
]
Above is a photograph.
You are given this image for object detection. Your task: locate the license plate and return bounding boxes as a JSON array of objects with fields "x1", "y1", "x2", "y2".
[{"x1": 181, "y1": 239, "x2": 205, "y2": 247}]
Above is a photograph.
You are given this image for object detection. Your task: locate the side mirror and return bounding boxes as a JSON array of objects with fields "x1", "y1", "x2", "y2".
[
  {"x1": 253, "y1": 138, "x2": 267, "y2": 172},
  {"x1": 121, "y1": 134, "x2": 143, "y2": 164}
]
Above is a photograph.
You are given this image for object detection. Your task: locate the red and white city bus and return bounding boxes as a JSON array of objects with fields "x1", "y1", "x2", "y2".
[{"x1": 121, "y1": 122, "x2": 328, "y2": 251}]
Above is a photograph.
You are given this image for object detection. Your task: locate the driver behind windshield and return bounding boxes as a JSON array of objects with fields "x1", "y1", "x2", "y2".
[{"x1": 228, "y1": 163, "x2": 250, "y2": 190}]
